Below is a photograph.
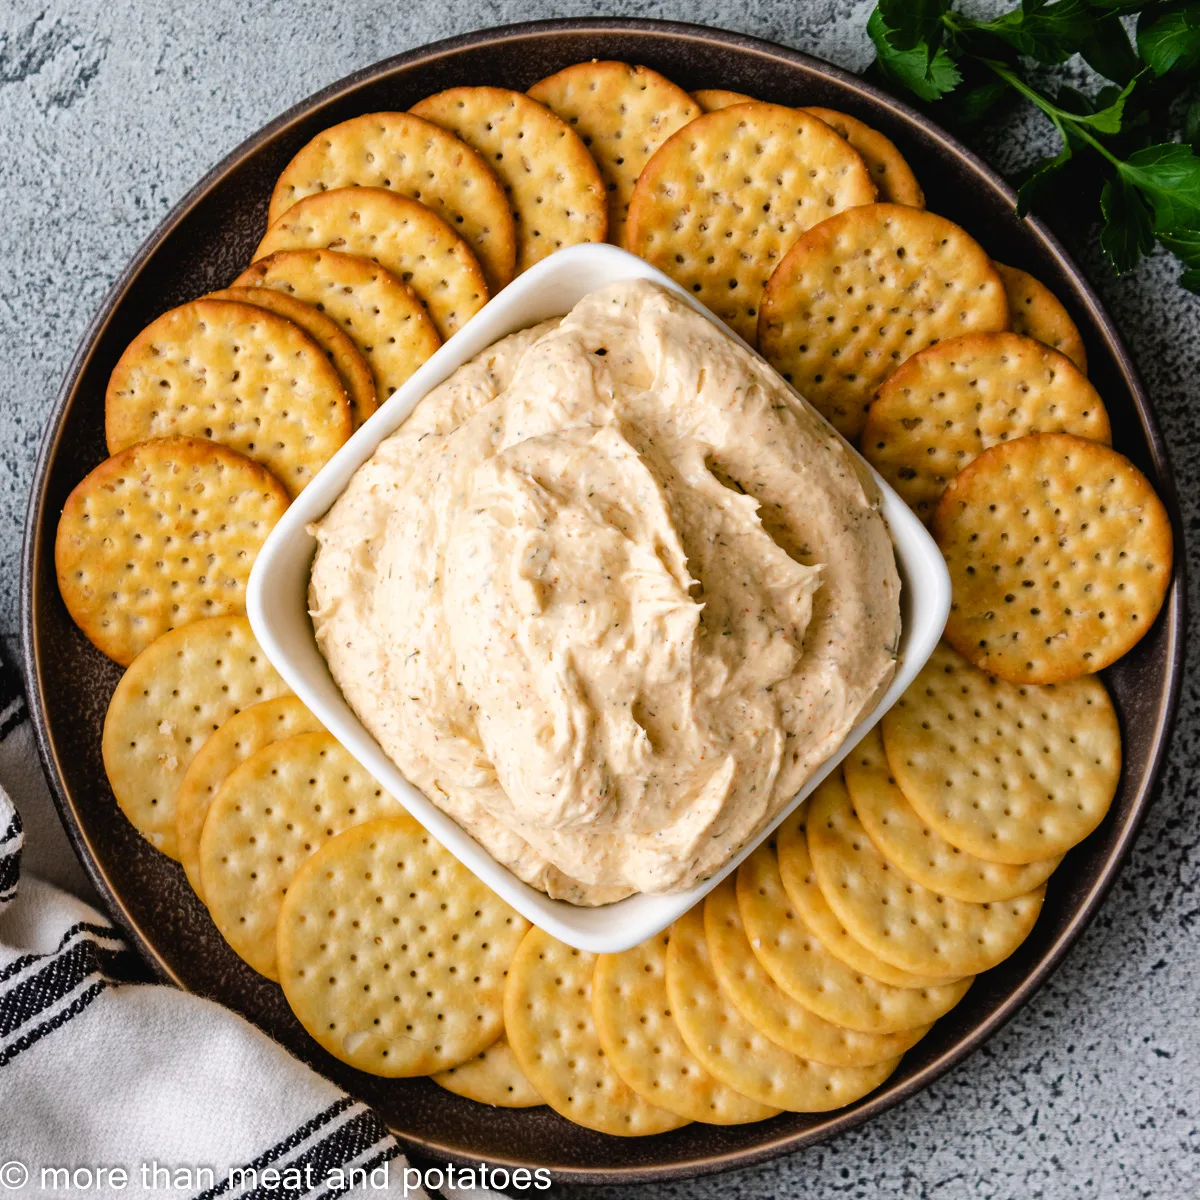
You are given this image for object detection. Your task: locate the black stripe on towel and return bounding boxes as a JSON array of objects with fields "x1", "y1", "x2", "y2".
[{"x1": 0, "y1": 809, "x2": 21, "y2": 902}]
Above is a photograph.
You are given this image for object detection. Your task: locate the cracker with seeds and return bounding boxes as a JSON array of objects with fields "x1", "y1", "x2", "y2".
[
  {"x1": 704, "y1": 879, "x2": 930, "y2": 1067},
  {"x1": 267, "y1": 112, "x2": 516, "y2": 292},
  {"x1": 504, "y1": 927, "x2": 688, "y2": 1135},
  {"x1": 806, "y1": 770, "x2": 1045, "y2": 977},
  {"x1": 206, "y1": 286, "x2": 376, "y2": 427},
  {"x1": 994, "y1": 262, "x2": 1087, "y2": 373},
  {"x1": 593, "y1": 931, "x2": 780, "y2": 1125},
  {"x1": 774, "y1": 802, "x2": 958, "y2": 989},
  {"x1": 277, "y1": 816, "x2": 529, "y2": 1075},
  {"x1": 737, "y1": 845, "x2": 973, "y2": 1034},
  {"x1": 56, "y1": 439, "x2": 289, "y2": 666},
  {"x1": 100, "y1": 616, "x2": 289, "y2": 858},
  {"x1": 432, "y1": 1036, "x2": 543, "y2": 1107},
  {"x1": 845, "y1": 728, "x2": 1061, "y2": 903},
  {"x1": 691, "y1": 88, "x2": 755, "y2": 110},
  {"x1": 862, "y1": 332, "x2": 1110, "y2": 522},
  {"x1": 104, "y1": 298, "x2": 351, "y2": 497},
  {"x1": 759, "y1": 203, "x2": 1009, "y2": 438},
  {"x1": 882, "y1": 642, "x2": 1123, "y2": 864},
  {"x1": 176, "y1": 696, "x2": 323, "y2": 900},
  {"x1": 802, "y1": 108, "x2": 924, "y2": 207},
  {"x1": 528, "y1": 61, "x2": 700, "y2": 248},
  {"x1": 410, "y1": 87, "x2": 607, "y2": 273},
  {"x1": 232, "y1": 249, "x2": 441, "y2": 404},
  {"x1": 253, "y1": 187, "x2": 488, "y2": 340},
  {"x1": 666, "y1": 907, "x2": 900, "y2": 1111},
  {"x1": 199, "y1": 732, "x2": 396, "y2": 979},
  {"x1": 934, "y1": 432, "x2": 1173, "y2": 682},
  {"x1": 627, "y1": 103, "x2": 877, "y2": 345}
]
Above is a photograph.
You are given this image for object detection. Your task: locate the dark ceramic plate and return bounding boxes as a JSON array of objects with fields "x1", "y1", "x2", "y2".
[{"x1": 19, "y1": 17, "x2": 1184, "y2": 1185}]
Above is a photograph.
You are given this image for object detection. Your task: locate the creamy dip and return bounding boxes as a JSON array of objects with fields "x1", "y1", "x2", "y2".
[{"x1": 310, "y1": 280, "x2": 900, "y2": 904}]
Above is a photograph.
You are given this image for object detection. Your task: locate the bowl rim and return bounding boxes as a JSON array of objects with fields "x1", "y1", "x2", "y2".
[
  {"x1": 246, "y1": 241, "x2": 951, "y2": 953},
  {"x1": 18, "y1": 16, "x2": 1187, "y2": 1184}
]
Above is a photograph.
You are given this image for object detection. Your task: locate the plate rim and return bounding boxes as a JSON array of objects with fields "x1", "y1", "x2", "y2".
[{"x1": 18, "y1": 15, "x2": 1187, "y2": 1184}]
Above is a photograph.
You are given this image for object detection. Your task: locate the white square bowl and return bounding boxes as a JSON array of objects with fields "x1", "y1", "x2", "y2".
[{"x1": 247, "y1": 243, "x2": 950, "y2": 954}]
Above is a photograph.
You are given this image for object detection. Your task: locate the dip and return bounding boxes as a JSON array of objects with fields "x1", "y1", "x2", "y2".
[{"x1": 309, "y1": 280, "x2": 900, "y2": 905}]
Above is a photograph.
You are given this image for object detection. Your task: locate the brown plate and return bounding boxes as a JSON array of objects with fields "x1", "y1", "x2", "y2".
[{"x1": 18, "y1": 17, "x2": 1184, "y2": 1185}]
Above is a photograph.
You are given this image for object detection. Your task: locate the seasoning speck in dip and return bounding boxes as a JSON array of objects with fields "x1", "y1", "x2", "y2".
[{"x1": 309, "y1": 280, "x2": 900, "y2": 905}]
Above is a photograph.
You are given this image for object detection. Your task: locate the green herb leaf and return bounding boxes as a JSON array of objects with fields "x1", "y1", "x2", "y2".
[
  {"x1": 1079, "y1": 13, "x2": 1141, "y2": 81},
  {"x1": 868, "y1": 8, "x2": 963, "y2": 100},
  {"x1": 1016, "y1": 138, "x2": 1075, "y2": 216},
  {"x1": 1157, "y1": 226, "x2": 1200, "y2": 265},
  {"x1": 1184, "y1": 100, "x2": 1200, "y2": 151},
  {"x1": 1086, "y1": 0, "x2": 1154, "y2": 12},
  {"x1": 1074, "y1": 72, "x2": 1140, "y2": 133},
  {"x1": 1118, "y1": 142, "x2": 1200, "y2": 230},
  {"x1": 1180, "y1": 267, "x2": 1200, "y2": 293},
  {"x1": 1137, "y1": 2, "x2": 1200, "y2": 75},
  {"x1": 980, "y1": 0, "x2": 1095, "y2": 64},
  {"x1": 877, "y1": 0, "x2": 949, "y2": 53},
  {"x1": 1100, "y1": 174, "x2": 1156, "y2": 272},
  {"x1": 956, "y1": 78, "x2": 1012, "y2": 122}
]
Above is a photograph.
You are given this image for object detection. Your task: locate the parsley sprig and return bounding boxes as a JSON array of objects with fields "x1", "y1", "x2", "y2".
[{"x1": 867, "y1": 0, "x2": 1200, "y2": 290}]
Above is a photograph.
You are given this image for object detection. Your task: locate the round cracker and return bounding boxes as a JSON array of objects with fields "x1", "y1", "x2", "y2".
[
  {"x1": 882, "y1": 641, "x2": 1123, "y2": 865},
  {"x1": 736, "y1": 844, "x2": 973, "y2": 1034},
  {"x1": 206, "y1": 286, "x2": 376, "y2": 427},
  {"x1": 593, "y1": 931, "x2": 780, "y2": 1125},
  {"x1": 105, "y1": 298, "x2": 351, "y2": 497},
  {"x1": 934, "y1": 432, "x2": 1173, "y2": 683},
  {"x1": 666, "y1": 906, "x2": 900, "y2": 1111},
  {"x1": 528, "y1": 60, "x2": 700, "y2": 248},
  {"x1": 100, "y1": 616, "x2": 289, "y2": 858},
  {"x1": 802, "y1": 107, "x2": 924, "y2": 207},
  {"x1": 431, "y1": 1036, "x2": 543, "y2": 1108},
  {"x1": 704, "y1": 879, "x2": 930, "y2": 1067},
  {"x1": 253, "y1": 187, "x2": 488, "y2": 340},
  {"x1": 232, "y1": 249, "x2": 441, "y2": 404},
  {"x1": 806, "y1": 769, "x2": 1045, "y2": 977},
  {"x1": 175, "y1": 696, "x2": 323, "y2": 900},
  {"x1": 845, "y1": 727, "x2": 1061, "y2": 903},
  {"x1": 56, "y1": 438, "x2": 289, "y2": 666},
  {"x1": 277, "y1": 816, "x2": 529, "y2": 1075},
  {"x1": 410, "y1": 86, "x2": 607, "y2": 273},
  {"x1": 759, "y1": 203, "x2": 1009, "y2": 439},
  {"x1": 994, "y1": 262, "x2": 1087, "y2": 373},
  {"x1": 691, "y1": 88, "x2": 755, "y2": 111},
  {"x1": 199, "y1": 732, "x2": 396, "y2": 979},
  {"x1": 267, "y1": 111, "x2": 516, "y2": 292},
  {"x1": 774, "y1": 799, "x2": 959, "y2": 989},
  {"x1": 627, "y1": 103, "x2": 877, "y2": 345},
  {"x1": 862, "y1": 332, "x2": 1111, "y2": 522},
  {"x1": 503, "y1": 927, "x2": 688, "y2": 1136}
]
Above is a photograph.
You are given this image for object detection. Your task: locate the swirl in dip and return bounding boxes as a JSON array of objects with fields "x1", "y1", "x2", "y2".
[{"x1": 309, "y1": 280, "x2": 900, "y2": 904}]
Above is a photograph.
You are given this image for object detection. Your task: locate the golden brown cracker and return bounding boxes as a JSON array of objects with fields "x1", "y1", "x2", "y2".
[
  {"x1": 759, "y1": 203, "x2": 1009, "y2": 439},
  {"x1": 627, "y1": 103, "x2": 877, "y2": 344},
  {"x1": 504, "y1": 927, "x2": 688, "y2": 1135},
  {"x1": 802, "y1": 107, "x2": 924, "y2": 207},
  {"x1": 431, "y1": 1036, "x2": 544, "y2": 1107},
  {"x1": 253, "y1": 187, "x2": 488, "y2": 340},
  {"x1": 882, "y1": 641, "x2": 1123, "y2": 864},
  {"x1": 200, "y1": 732, "x2": 396, "y2": 979},
  {"x1": 691, "y1": 88, "x2": 756, "y2": 110},
  {"x1": 862, "y1": 331, "x2": 1110, "y2": 522},
  {"x1": 845, "y1": 727, "x2": 1061, "y2": 903},
  {"x1": 934, "y1": 432, "x2": 1173, "y2": 682},
  {"x1": 704, "y1": 879, "x2": 930, "y2": 1067},
  {"x1": 593, "y1": 931, "x2": 780, "y2": 1124},
  {"x1": 267, "y1": 111, "x2": 516, "y2": 292},
  {"x1": 666, "y1": 906, "x2": 901, "y2": 1111},
  {"x1": 100, "y1": 616, "x2": 289, "y2": 858},
  {"x1": 56, "y1": 438, "x2": 289, "y2": 665},
  {"x1": 277, "y1": 816, "x2": 529, "y2": 1074},
  {"x1": 232, "y1": 249, "x2": 441, "y2": 404},
  {"x1": 175, "y1": 696, "x2": 323, "y2": 900},
  {"x1": 104, "y1": 298, "x2": 351, "y2": 496},
  {"x1": 994, "y1": 262, "x2": 1087, "y2": 373},
  {"x1": 206, "y1": 285, "x2": 376, "y2": 427},
  {"x1": 806, "y1": 769, "x2": 1045, "y2": 977},
  {"x1": 528, "y1": 60, "x2": 700, "y2": 247},
  {"x1": 410, "y1": 86, "x2": 607, "y2": 273}
]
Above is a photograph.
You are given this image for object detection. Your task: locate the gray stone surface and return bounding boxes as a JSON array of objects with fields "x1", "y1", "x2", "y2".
[{"x1": 0, "y1": 1, "x2": 1196, "y2": 1196}]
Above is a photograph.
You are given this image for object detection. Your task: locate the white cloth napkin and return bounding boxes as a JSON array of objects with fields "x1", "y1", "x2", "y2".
[{"x1": 0, "y1": 657, "x2": 502, "y2": 1200}]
